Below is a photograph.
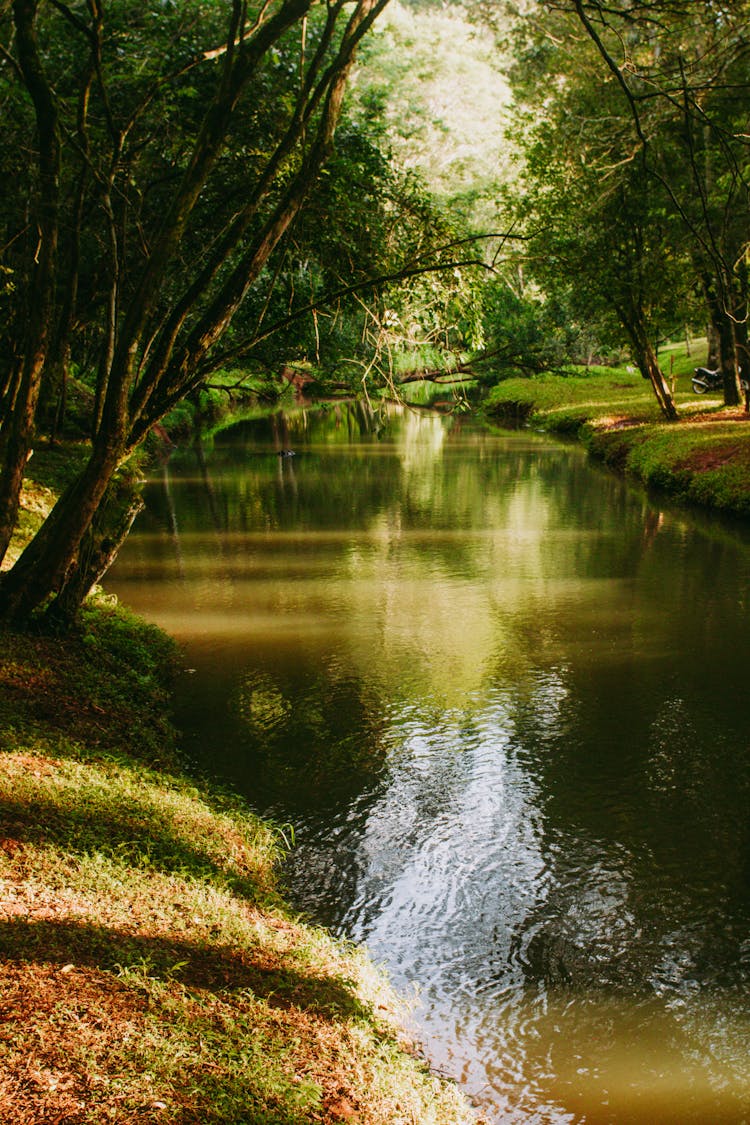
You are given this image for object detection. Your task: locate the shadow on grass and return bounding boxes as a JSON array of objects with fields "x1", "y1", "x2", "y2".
[
  {"x1": 0, "y1": 794, "x2": 267, "y2": 902},
  {"x1": 0, "y1": 917, "x2": 369, "y2": 1020},
  {"x1": 0, "y1": 621, "x2": 177, "y2": 766}
]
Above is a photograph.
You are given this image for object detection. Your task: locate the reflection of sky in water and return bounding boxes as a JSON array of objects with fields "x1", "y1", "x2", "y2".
[
  {"x1": 284, "y1": 689, "x2": 545, "y2": 1106},
  {"x1": 109, "y1": 407, "x2": 750, "y2": 1124}
]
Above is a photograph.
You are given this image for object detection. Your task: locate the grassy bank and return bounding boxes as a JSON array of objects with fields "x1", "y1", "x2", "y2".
[
  {"x1": 484, "y1": 343, "x2": 750, "y2": 518},
  {"x1": 0, "y1": 484, "x2": 484, "y2": 1123}
]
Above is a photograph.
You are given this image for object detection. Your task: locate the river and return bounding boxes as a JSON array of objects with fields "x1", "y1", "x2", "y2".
[{"x1": 107, "y1": 402, "x2": 750, "y2": 1124}]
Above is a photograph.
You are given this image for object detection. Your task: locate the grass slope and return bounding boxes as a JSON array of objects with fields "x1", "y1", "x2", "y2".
[{"x1": 484, "y1": 345, "x2": 750, "y2": 517}]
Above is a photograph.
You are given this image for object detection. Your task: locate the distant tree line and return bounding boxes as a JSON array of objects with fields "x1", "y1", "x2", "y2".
[{"x1": 4, "y1": 0, "x2": 747, "y2": 627}]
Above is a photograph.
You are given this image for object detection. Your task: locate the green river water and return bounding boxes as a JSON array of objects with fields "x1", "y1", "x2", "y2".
[{"x1": 108, "y1": 402, "x2": 750, "y2": 1124}]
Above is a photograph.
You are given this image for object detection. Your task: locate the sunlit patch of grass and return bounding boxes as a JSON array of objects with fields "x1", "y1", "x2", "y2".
[
  {"x1": 0, "y1": 809, "x2": 484, "y2": 1123},
  {"x1": 0, "y1": 476, "x2": 59, "y2": 570},
  {"x1": 485, "y1": 369, "x2": 663, "y2": 429},
  {"x1": 1, "y1": 440, "x2": 94, "y2": 570},
  {"x1": 483, "y1": 352, "x2": 750, "y2": 518},
  {"x1": 0, "y1": 753, "x2": 282, "y2": 901}
]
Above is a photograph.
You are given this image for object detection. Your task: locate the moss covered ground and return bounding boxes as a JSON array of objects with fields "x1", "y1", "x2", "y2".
[
  {"x1": 483, "y1": 342, "x2": 750, "y2": 518},
  {"x1": 0, "y1": 481, "x2": 485, "y2": 1124}
]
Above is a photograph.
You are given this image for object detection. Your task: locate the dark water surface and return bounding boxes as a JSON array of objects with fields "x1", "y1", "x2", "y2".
[{"x1": 108, "y1": 403, "x2": 750, "y2": 1123}]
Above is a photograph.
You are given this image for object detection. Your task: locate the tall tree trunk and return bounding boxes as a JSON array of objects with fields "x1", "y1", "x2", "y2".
[
  {"x1": 735, "y1": 258, "x2": 749, "y2": 411},
  {"x1": 704, "y1": 272, "x2": 743, "y2": 406},
  {"x1": 719, "y1": 316, "x2": 742, "y2": 407},
  {"x1": 638, "y1": 344, "x2": 678, "y2": 421},
  {"x1": 0, "y1": 0, "x2": 60, "y2": 564},
  {"x1": 624, "y1": 314, "x2": 678, "y2": 421}
]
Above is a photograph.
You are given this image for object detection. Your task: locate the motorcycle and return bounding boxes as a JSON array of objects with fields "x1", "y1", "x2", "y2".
[
  {"x1": 691, "y1": 366, "x2": 749, "y2": 395},
  {"x1": 691, "y1": 366, "x2": 722, "y2": 394}
]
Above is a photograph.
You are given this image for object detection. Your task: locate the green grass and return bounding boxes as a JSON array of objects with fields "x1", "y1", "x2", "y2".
[
  {"x1": 482, "y1": 342, "x2": 750, "y2": 518},
  {"x1": 485, "y1": 365, "x2": 658, "y2": 425}
]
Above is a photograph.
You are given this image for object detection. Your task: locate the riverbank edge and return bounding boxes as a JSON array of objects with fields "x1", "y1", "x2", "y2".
[
  {"x1": 0, "y1": 485, "x2": 487, "y2": 1124},
  {"x1": 483, "y1": 372, "x2": 750, "y2": 519}
]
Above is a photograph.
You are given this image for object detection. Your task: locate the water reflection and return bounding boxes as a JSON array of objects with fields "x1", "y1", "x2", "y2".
[{"x1": 108, "y1": 403, "x2": 750, "y2": 1123}]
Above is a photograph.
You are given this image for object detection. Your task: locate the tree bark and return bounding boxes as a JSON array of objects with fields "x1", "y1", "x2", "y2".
[
  {"x1": 630, "y1": 328, "x2": 678, "y2": 421},
  {"x1": 704, "y1": 273, "x2": 743, "y2": 406},
  {"x1": 0, "y1": 440, "x2": 122, "y2": 622},
  {"x1": 45, "y1": 486, "x2": 145, "y2": 629},
  {"x1": 0, "y1": 0, "x2": 60, "y2": 564},
  {"x1": 130, "y1": 0, "x2": 390, "y2": 441}
]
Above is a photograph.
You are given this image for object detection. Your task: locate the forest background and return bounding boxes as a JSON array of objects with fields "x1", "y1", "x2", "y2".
[{"x1": 1, "y1": 0, "x2": 749, "y2": 626}]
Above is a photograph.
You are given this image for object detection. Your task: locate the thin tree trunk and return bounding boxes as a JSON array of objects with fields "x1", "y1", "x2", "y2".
[
  {"x1": 129, "y1": 0, "x2": 388, "y2": 434},
  {"x1": 0, "y1": 0, "x2": 60, "y2": 564},
  {"x1": 632, "y1": 332, "x2": 678, "y2": 421},
  {"x1": 704, "y1": 272, "x2": 743, "y2": 405},
  {"x1": 0, "y1": 364, "x2": 22, "y2": 436}
]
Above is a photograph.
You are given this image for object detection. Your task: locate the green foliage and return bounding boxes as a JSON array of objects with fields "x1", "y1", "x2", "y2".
[
  {"x1": 493, "y1": 0, "x2": 750, "y2": 400},
  {"x1": 506, "y1": 96, "x2": 693, "y2": 365},
  {"x1": 239, "y1": 118, "x2": 467, "y2": 379},
  {"x1": 354, "y1": 0, "x2": 512, "y2": 224},
  {"x1": 0, "y1": 600, "x2": 177, "y2": 762},
  {"x1": 478, "y1": 278, "x2": 605, "y2": 378},
  {"x1": 79, "y1": 601, "x2": 177, "y2": 697},
  {"x1": 0, "y1": 0, "x2": 430, "y2": 433}
]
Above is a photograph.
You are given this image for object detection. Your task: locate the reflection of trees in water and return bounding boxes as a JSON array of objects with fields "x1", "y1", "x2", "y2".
[
  {"x1": 135, "y1": 405, "x2": 750, "y2": 966},
  {"x1": 115, "y1": 409, "x2": 750, "y2": 1119},
  {"x1": 225, "y1": 656, "x2": 390, "y2": 815},
  {"x1": 144, "y1": 408, "x2": 615, "y2": 589}
]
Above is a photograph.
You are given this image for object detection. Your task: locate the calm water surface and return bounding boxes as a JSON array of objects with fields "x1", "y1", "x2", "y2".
[{"x1": 108, "y1": 403, "x2": 750, "y2": 1123}]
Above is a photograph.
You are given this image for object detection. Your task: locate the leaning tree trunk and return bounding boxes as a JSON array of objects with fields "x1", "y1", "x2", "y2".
[
  {"x1": 629, "y1": 323, "x2": 678, "y2": 421},
  {"x1": 0, "y1": 440, "x2": 122, "y2": 623},
  {"x1": 44, "y1": 483, "x2": 144, "y2": 629},
  {"x1": 641, "y1": 351, "x2": 678, "y2": 420}
]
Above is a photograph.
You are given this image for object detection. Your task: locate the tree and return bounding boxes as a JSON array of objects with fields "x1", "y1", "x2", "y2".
[
  {"x1": 558, "y1": 0, "x2": 750, "y2": 403},
  {"x1": 216, "y1": 115, "x2": 477, "y2": 389},
  {"x1": 0, "y1": 0, "x2": 391, "y2": 624},
  {"x1": 499, "y1": 9, "x2": 694, "y2": 416}
]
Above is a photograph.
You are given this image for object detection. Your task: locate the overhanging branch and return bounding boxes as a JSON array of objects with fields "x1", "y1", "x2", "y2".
[{"x1": 195, "y1": 245, "x2": 516, "y2": 376}]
